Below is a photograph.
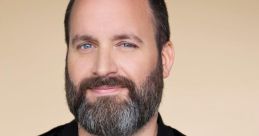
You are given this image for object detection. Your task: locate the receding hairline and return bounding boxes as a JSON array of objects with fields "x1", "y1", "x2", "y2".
[{"x1": 67, "y1": 0, "x2": 158, "y2": 44}]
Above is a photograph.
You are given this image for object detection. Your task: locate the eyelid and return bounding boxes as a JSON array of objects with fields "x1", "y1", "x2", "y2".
[
  {"x1": 76, "y1": 42, "x2": 95, "y2": 49},
  {"x1": 117, "y1": 41, "x2": 138, "y2": 48}
]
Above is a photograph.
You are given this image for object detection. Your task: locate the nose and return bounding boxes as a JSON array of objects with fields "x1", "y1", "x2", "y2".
[{"x1": 92, "y1": 47, "x2": 118, "y2": 77}]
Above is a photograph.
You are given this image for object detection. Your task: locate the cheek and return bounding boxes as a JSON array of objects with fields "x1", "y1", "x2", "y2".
[
  {"x1": 117, "y1": 50, "x2": 158, "y2": 85},
  {"x1": 67, "y1": 53, "x2": 92, "y2": 86}
]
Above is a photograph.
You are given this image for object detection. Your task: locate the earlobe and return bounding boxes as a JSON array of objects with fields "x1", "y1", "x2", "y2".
[{"x1": 161, "y1": 41, "x2": 174, "y2": 78}]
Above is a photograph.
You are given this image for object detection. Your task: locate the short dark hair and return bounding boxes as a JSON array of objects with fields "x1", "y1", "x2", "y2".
[{"x1": 64, "y1": 0, "x2": 170, "y2": 52}]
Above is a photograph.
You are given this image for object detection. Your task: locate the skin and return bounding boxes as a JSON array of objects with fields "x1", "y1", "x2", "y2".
[{"x1": 67, "y1": 0, "x2": 174, "y2": 135}]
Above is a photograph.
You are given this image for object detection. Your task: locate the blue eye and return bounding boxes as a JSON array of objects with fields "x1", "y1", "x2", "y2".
[
  {"x1": 121, "y1": 43, "x2": 137, "y2": 48},
  {"x1": 80, "y1": 43, "x2": 93, "y2": 49}
]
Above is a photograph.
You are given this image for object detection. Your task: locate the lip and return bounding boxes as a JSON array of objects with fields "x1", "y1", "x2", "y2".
[{"x1": 90, "y1": 85, "x2": 123, "y2": 96}]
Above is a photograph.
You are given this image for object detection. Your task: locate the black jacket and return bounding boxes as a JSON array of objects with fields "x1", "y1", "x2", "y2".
[{"x1": 40, "y1": 114, "x2": 185, "y2": 136}]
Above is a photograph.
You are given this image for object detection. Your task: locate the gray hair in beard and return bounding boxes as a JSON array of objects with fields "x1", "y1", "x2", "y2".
[{"x1": 65, "y1": 60, "x2": 164, "y2": 136}]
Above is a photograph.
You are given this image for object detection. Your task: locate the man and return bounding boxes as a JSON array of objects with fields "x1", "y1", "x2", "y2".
[{"x1": 41, "y1": 0, "x2": 184, "y2": 136}]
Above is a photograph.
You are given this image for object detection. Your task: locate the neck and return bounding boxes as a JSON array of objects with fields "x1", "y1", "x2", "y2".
[{"x1": 78, "y1": 112, "x2": 159, "y2": 136}]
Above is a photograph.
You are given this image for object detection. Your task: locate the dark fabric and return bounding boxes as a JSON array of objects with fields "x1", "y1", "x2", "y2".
[
  {"x1": 40, "y1": 120, "x2": 78, "y2": 136},
  {"x1": 40, "y1": 114, "x2": 185, "y2": 136},
  {"x1": 157, "y1": 114, "x2": 185, "y2": 136}
]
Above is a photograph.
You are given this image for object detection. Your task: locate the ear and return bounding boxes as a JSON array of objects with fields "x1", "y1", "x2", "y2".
[{"x1": 161, "y1": 41, "x2": 174, "y2": 78}]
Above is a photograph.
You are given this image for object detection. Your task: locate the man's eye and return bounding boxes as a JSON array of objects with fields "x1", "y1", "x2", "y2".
[
  {"x1": 121, "y1": 43, "x2": 137, "y2": 48},
  {"x1": 79, "y1": 43, "x2": 93, "y2": 49}
]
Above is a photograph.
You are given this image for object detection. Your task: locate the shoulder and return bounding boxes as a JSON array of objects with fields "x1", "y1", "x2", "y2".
[
  {"x1": 158, "y1": 124, "x2": 185, "y2": 136},
  {"x1": 39, "y1": 120, "x2": 78, "y2": 136},
  {"x1": 157, "y1": 113, "x2": 185, "y2": 136}
]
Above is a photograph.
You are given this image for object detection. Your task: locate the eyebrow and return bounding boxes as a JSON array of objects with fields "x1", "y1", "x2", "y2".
[
  {"x1": 111, "y1": 34, "x2": 144, "y2": 44},
  {"x1": 71, "y1": 34, "x2": 99, "y2": 46},
  {"x1": 71, "y1": 33, "x2": 143, "y2": 46}
]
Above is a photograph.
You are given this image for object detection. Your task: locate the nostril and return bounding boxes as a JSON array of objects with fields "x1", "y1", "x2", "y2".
[{"x1": 92, "y1": 61, "x2": 118, "y2": 77}]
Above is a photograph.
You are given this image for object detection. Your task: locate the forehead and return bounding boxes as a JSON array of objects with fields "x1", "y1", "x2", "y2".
[
  {"x1": 71, "y1": 0, "x2": 152, "y2": 19},
  {"x1": 69, "y1": 0, "x2": 155, "y2": 40}
]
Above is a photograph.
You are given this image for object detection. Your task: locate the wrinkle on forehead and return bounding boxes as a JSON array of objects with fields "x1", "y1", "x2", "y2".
[{"x1": 70, "y1": 0, "x2": 156, "y2": 37}]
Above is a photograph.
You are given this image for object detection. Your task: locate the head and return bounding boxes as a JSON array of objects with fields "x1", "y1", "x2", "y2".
[
  {"x1": 64, "y1": 0, "x2": 174, "y2": 136},
  {"x1": 65, "y1": 0, "x2": 171, "y2": 53}
]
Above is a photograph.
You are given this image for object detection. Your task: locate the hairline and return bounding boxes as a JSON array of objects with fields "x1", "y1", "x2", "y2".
[{"x1": 65, "y1": 0, "x2": 162, "y2": 50}]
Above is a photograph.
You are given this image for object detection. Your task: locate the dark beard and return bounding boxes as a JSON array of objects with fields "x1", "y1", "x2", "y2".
[{"x1": 65, "y1": 60, "x2": 164, "y2": 136}]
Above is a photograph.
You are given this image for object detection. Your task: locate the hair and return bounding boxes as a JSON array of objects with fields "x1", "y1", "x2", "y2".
[{"x1": 64, "y1": 0, "x2": 170, "y2": 52}]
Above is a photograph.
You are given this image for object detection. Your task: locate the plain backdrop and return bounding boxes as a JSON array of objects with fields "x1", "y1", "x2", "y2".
[{"x1": 0, "y1": 0, "x2": 258, "y2": 135}]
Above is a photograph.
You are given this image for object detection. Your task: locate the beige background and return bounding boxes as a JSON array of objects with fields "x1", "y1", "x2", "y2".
[{"x1": 0, "y1": 0, "x2": 258, "y2": 135}]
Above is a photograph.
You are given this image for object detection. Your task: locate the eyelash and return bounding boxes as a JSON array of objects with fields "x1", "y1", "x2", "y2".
[
  {"x1": 77, "y1": 43, "x2": 94, "y2": 50},
  {"x1": 119, "y1": 42, "x2": 138, "y2": 48},
  {"x1": 76, "y1": 42, "x2": 138, "y2": 51}
]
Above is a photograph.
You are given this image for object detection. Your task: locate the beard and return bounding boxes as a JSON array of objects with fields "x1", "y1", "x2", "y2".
[{"x1": 65, "y1": 60, "x2": 164, "y2": 136}]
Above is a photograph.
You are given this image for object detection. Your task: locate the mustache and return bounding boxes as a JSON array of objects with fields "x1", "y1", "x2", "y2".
[{"x1": 79, "y1": 76, "x2": 136, "y2": 92}]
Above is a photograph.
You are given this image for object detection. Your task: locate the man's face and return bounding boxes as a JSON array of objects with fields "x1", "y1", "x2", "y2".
[
  {"x1": 68, "y1": 0, "x2": 158, "y2": 102},
  {"x1": 65, "y1": 0, "x2": 170, "y2": 136}
]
